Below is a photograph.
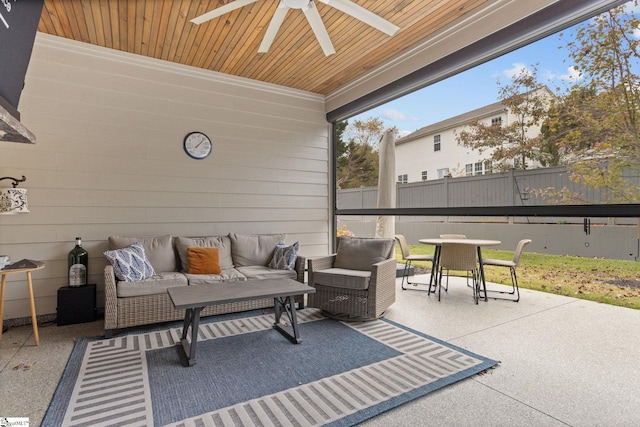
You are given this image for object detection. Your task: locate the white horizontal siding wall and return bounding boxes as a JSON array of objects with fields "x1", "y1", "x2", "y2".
[{"x1": 0, "y1": 33, "x2": 330, "y2": 321}]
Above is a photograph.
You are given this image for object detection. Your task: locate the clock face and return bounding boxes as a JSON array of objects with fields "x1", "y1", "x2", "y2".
[{"x1": 183, "y1": 132, "x2": 212, "y2": 159}]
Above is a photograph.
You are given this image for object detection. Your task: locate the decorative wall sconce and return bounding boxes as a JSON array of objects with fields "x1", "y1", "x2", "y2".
[{"x1": 0, "y1": 176, "x2": 29, "y2": 214}]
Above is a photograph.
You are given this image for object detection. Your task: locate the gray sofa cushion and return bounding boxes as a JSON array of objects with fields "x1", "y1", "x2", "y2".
[
  {"x1": 333, "y1": 237, "x2": 395, "y2": 271},
  {"x1": 314, "y1": 268, "x2": 371, "y2": 290},
  {"x1": 116, "y1": 272, "x2": 188, "y2": 297},
  {"x1": 229, "y1": 233, "x2": 285, "y2": 267},
  {"x1": 109, "y1": 235, "x2": 176, "y2": 272},
  {"x1": 184, "y1": 268, "x2": 247, "y2": 285},
  {"x1": 236, "y1": 265, "x2": 297, "y2": 281},
  {"x1": 176, "y1": 235, "x2": 233, "y2": 272}
]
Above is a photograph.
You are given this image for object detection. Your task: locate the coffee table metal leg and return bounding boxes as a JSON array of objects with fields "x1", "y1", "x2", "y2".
[
  {"x1": 273, "y1": 296, "x2": 301, "y2": 344},
  {"x1": 180, "y1": 307, "x2": 193, "y2": 340},
  {"x1": 180, "y1": 307, "x2": 202, "y2": 366}
]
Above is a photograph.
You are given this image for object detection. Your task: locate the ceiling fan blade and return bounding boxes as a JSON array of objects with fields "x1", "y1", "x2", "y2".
[
  {"x1": 258, "y1": 2, "x2": 289, "y2": 53},
  {"x1": 190, "y1": 0, "x2": 260, "y2": 25},
  {"x1": 318, "y1": 0, "x2": 399, "y2": 36},
  {"x1": 302, "y1": 1, "x2": 335, "y2": 56}
]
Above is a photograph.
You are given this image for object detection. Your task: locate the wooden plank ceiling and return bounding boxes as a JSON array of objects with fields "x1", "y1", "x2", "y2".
[{"x1": 37, "y1": 0, "x2": 491, "y2": 95}]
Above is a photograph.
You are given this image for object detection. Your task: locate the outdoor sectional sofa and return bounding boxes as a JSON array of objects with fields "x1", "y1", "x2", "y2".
[{"x1": 103, "y1": 233, "x2": 304, "y2": 337}]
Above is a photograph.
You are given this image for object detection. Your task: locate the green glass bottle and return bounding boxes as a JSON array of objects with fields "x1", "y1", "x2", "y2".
[{"x1": 68, "y1": 237, "x2": 88, "y2": 287}]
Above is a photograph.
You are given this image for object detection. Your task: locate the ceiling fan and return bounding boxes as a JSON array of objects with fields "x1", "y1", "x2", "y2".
[{"x1": 191, "y1": 0, "x2": 400, "y2": 56}]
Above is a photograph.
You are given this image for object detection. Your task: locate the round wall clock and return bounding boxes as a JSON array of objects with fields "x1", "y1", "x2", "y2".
[{"x1": 183, "y1": 131, "x2": 212, "y2": 159}]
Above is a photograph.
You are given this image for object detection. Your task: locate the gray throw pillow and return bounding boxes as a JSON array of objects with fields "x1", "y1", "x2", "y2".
[{"x1": 333, "y1": 237, "x2": 395, "y2": 271}]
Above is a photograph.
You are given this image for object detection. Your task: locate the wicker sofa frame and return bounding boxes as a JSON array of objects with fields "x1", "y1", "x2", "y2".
[{"x1": 104, "y1": 256, "x2": 305, "y2": 338}]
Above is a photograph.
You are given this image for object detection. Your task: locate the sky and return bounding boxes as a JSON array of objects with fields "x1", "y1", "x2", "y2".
[{"x1": 346, "y1": 3, "x2": 637, "y2": 138}]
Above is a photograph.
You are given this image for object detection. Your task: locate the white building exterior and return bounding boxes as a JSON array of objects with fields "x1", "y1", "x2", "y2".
[{"x1": 395, "y1": 88, "x2": 551, "y2": 183}]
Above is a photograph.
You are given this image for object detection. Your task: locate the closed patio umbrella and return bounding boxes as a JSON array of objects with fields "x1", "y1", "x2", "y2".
[{"x1": 375, "y1": 129, "x2": 396, "y2": 238}]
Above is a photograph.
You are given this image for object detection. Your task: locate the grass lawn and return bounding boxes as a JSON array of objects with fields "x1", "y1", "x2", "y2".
[{"x1": 396, "y1": 245, "x2": 640, "y2": 310}]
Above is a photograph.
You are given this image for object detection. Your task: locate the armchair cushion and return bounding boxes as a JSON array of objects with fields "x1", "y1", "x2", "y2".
[
  {"x1": 314, "y1": 268, "x2": 371, "y2": 290},
  {"x1": 333, "y1": 237, "x2": 395, "y2": 271}
]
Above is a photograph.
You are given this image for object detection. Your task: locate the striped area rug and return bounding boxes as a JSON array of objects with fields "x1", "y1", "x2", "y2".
[{"x1": 44, "y1": 309, "x2": 498, "y2": 426}]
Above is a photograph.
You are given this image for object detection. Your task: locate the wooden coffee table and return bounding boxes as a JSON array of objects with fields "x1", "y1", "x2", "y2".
[{"x1": 168, "y1": 278, "x2": 316, "y2": 366}]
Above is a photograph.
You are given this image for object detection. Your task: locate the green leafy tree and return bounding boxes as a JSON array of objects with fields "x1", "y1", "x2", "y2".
[
  {"x1": 540, "y1": 86, "x2": 602, "y2": 165},
  {"x1": 346, "y1": 117, "x2": 386, "y2": 148},
  {"x1": 336, "y1": 117, "x2": 386, "y2": 189},
  {"x1": 456, "y1": 66, "x2": 554, "y2": 171},
  {"x1": 542, "y1": 2, "x2": 640, "y2": 202},
  {"x1": 335, "y1": 119, "x2": 349, "y2": 164}
]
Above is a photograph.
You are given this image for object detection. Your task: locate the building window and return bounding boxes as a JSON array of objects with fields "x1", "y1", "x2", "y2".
[
  {"x1": 484, "y1": 160, "x2": 493, "y2": 174},
  {"x1": 434, "y1": 134, "x2": 441, "y2": 151},
  {"x1": 465, "y1": 164, "x2": 473, "y2": 176},
  {"x1": 475, "y1": 162, "x2": 483, "y2": 175},
  {"x1": 491, "y1": 117, "x2": 502, "y2": 126},
  {"x1": 397, "y1": 174, "x2": 408, "y2": 184},
  {"x1": 437, "y1": 168, "x2": 450, "y2": 179},
  {"x1": 421, "y1": 170, "x2": 428, "y2": 181}
]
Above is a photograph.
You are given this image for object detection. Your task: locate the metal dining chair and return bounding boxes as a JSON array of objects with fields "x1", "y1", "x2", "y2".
[
  {"x1": 435, "y1": 242, "x2": 481, "y2": 303},
  {"x1": 395, "y1": 234, "x2": 435, "y2": 290},
  {"x1": 481, "y1": 239, "x2": 532, "y2": 302}
]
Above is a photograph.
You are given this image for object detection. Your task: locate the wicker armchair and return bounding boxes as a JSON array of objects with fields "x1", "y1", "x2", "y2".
[{"x1": 308, "y1": 236, "x2": 396, "y2": 321}]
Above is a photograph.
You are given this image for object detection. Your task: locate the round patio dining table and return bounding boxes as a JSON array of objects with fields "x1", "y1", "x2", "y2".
[{"x1": 419, "y1": 238, "x2": 501, "y2": 302}]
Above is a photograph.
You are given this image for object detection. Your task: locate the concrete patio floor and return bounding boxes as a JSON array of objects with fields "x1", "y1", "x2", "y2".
[{"x1": 1, "y1": 274, "x2": 639, "y2": 426}]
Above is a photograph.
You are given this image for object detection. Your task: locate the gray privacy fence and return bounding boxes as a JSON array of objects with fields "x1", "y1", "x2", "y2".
[
  {"x1": 339, "y1": 166, "x2": 639, "y2": 209},
  {"x1": 337, "y1": 166, "x2": 640, "y2": 260}
]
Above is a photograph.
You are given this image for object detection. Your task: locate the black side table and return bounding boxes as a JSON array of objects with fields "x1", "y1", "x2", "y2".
[{"x1": 57, "y1": 284, "x2": 96, "y2": 326}]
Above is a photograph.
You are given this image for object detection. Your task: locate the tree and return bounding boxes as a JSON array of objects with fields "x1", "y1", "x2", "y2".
[
  {"x1": 542, "y1": 2, "x2": 640, "y2": 203},
  {"x1": 336, "y1": 117, "x2": 387, "y2": 189},
  {"x1": 456, "y1": 66, "x2": 555, "y2": 171},
  {"x1": 540, "y1": 86, "x2": 603, "y2": 164},
  {"x1": 345, "y1": 117, "x2": 386, "y2": 148}
]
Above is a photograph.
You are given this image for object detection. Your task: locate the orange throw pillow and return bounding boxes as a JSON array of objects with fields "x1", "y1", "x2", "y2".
[{"x1": 187, "y1": 247, "x2": 221, "y2": 275}]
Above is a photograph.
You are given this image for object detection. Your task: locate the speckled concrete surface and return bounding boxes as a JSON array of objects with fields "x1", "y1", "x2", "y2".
[
  {"x1": 1, "y1": 276, "x2": 639, "y2": 426},
  {"x1": 0, "y1": 319, "x2": 103, "y2": 426}
]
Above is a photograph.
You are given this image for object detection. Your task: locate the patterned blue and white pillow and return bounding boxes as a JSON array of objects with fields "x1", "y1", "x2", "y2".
[
  {"x1": 268, "y1": 242, "x2": 299, "y2": 270},
  {"x1": 104, "y1": 242, "x2": 155, "y2": 282}
]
